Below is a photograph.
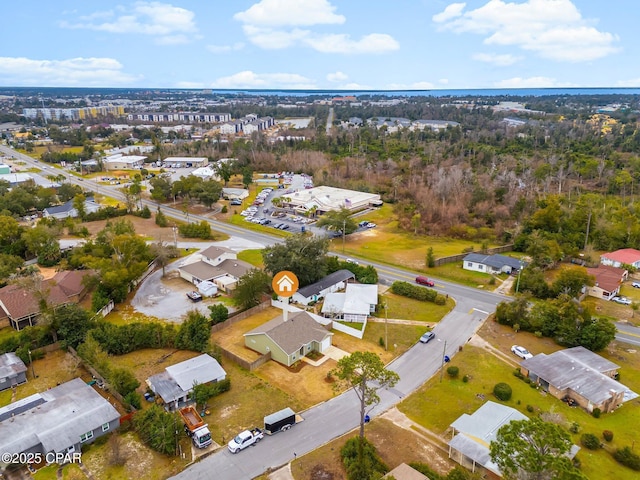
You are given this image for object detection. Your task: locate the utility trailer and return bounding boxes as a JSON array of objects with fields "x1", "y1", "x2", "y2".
[{"x1": 263, "y1": 407, "x2": 301, "y2": 435}]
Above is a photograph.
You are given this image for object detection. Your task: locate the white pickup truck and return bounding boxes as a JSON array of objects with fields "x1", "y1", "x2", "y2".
[{"x1": 227, "y1": 427, "x2": 264, "y2": 453}]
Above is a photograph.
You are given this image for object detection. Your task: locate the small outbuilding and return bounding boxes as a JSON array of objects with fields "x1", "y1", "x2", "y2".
[{"x1": 0, "y1": 352, "x2": 27, "y2": 391}]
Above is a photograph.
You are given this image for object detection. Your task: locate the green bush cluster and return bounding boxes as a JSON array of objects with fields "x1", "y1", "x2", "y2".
[
  {"x1": 84, "y1": 206, "x2": 128, "y2": 222},
  {"x1": 340, "y1": 437, "x2": 388, "y2": 480},
  {"x1": 179, "y1": 220, "x2": 212, "y2": 239},
  {"x1": 603, "y1": 430, "x2": 614, "y2": 442},
  {"x1": 493, "y1": 382, "x2": 512, "y2": 401},
  {"x1": 390, "y1": 281, "x2": 438, "y2": 302},
  {"x1": 447, "y1": 366, "x2": 459, "y2": 378},
  {"x1": 613, "y1": 446, "x2": 640, "y2": 471},
  {"x1": 580, "y1": 433, "x2": 601, "y2": 450}
]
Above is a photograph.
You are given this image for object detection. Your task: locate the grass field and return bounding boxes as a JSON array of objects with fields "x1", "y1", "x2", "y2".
[
  {"x1": 237, "y1": 248, "x2": 265, "y2": 267},
  {"x1": 398, "y1": 344, "x2": 640, "y2": 480},
  {"x1": 377, "y1": 292, "x2": 454, "y2": 322}
]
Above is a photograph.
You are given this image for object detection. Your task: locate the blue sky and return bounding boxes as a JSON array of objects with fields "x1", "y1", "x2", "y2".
[{"x1": 0, "y1": 0, "x2": 637, "y2": 90}]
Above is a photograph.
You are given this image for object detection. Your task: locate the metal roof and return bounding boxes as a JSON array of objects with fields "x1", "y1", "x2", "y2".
[
  {"x1": 0, "y1": 378, "x2": 120, "y2": 455},
  {"x1": 0, "y1": 352, "x2": 27, "y2": 381},
  {"x1": 463, "y1": 253, "x2": 524, "y2": 270},
  {"x1": 521, "y1": 347, "x2": 624, "y2": 405},
  {"x1": 296, "y1": 269, "x2": 355, "y2": 298}
]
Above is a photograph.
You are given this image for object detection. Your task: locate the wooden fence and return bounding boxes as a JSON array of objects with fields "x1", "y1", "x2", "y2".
[{"x1": 210, "y1": 299, "x2": 271, "y2": 333}]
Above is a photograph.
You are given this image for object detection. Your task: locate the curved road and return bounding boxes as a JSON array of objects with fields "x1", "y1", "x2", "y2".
[{"x1": 3, "y1": 144, "x2": 640, "y2": 478}]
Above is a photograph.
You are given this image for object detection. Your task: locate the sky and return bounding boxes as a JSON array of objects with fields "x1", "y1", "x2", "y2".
[{"x1": 0, "y1": 0, "x2": 638, "y2": 90}]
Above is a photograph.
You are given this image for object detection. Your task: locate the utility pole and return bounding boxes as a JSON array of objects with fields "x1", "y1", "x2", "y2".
[
  {"x1": 439, "y1": 340, "x2": 447, "y2": 383},
  {"x1": 515, "y1": 260, "x2": 523, "y2": 294},
  {"x1": 28, "y1": 349, "x2": 36, "y2": 379},
  {"x1": 384, "y1": 300, "x2": 388, "y2": 351},
  {"x1": 342, "y1": 218, "x2": 346, "y2": 253},
  {"x1": 584, "y1": 210, "x2": 592, "y2": 251}
]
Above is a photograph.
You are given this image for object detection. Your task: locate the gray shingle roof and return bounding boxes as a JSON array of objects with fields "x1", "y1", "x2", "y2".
[
  {"x1": 296, "y1": 269, "x2": 355, "y2": 298},
  {"x1": 147, "y1": 354, "x2": 226, "y2": 404},
  {"x1": 521, "y1": 347, "x2": 623, "y2": 405},
  {"x1": 0, "y1": 352, "x2": 27, "y2": 381},
  {"x1": 0, "y1": 378, "x2": 120, "y2": 454},
  {"x1": 463, "y1": 253, "x2": 524, "y2": 270},
  {"x1": 245, "y1": 312, "x2": 332, "y2": 355}
]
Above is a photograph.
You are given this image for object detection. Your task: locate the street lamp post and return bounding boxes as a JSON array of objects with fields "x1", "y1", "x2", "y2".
[
  {"x1": 515, "y1": 260, "x2": 524, "y2": 294},
  {"x1": 384, "y1": 300, "x2": 388, "y2": 351}
]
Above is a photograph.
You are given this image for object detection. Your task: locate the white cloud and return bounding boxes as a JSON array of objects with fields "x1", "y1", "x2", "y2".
[
  {"x1": 337, "y1": 82, "x2": 372, "y2": 90},
  {"x1": 60, "y1": 2, "x2": 197, "y2": 45},
  {"x1": 472, "y1": 52, "x2": 521, "y2": 66},
  {"x1": 207, "y1": 42, "x2": 245, "y2": 54},
  {"x1": 234, "y1": 0, "x2": 345, "y2": 27},
  {"x1": 493, "y1": 76, "x2": 577, "y2": 88},
  {"x1": 0, "y1": 56, "x2": 141, "y2": 86},
  {"x1": 327, "y1": 71, "x2": 348, "y2": 82},
  {"x1": 235, "y1": 0, "x2": 398, "y2": 54},
  {"x1": 210, "y1": 70, "x2": 317, "y2": 89},
  {"x1": 616, "y1": 78, "x2": 640, "y2": 88},
  {"x1": 305, "y1": 33, "x2": 399, "y2": 54},
  {"x1": 432, "y1": 3, "x2": 465, "y2": 23},
  {"x1": 433, "y1": 0, "x2": 619, "y2": 62}
]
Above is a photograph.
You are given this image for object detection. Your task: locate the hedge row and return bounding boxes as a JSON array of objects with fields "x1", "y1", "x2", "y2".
[{"x1": 390, "y1": 281, "x2": 446, "y2": 304}]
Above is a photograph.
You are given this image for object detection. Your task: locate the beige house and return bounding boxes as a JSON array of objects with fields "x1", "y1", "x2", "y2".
[
  {"x1": 520, "y1": 346, "x2": 632, "y2": 413},
  {"x1": 244, "y1": 312, "x2": 333, "y2": 366},
  {"x1": 178, "y1": 246, "x2": 253, "y2": 293},
  {"x1": 585, "y1": 265, "x2": 627, "y2": 300}
]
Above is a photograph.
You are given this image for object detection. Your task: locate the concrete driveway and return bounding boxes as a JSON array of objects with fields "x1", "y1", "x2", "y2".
[{"x1": 131, "y1": 238, "x2": 264, "y2": 322}]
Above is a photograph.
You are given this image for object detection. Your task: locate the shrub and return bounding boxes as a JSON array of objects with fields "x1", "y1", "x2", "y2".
[
  {"x1": 603, "y1": 430, "x2": 614, "y2": 442},
  {"x1": 569, "y1": 422, "x2": 580, "y2": 434},
  {"x1": 526, "y1": 404, "x2": 534, "y2": 413},
  {"x1": 462, "y1": 375, "x2": 469, "y2": 383},
  {"x1": 581, "y1": 433, "x2": 600, "y2": 450},
  {"x1": 155, "y1": 209, "x2": 168, "y2": 227},
  {"x1": 447, "y1": 366, "x2": 459, "y2": 378},
  {"x1": 340, "y1": 437, "x2": 388, "y2": 480},
  {"x1": 379, "y1": 337, "x2": 385, "y2": 347},
  {"x1": 493, "y1": 382, "x2": 512, "y2": 401},
  {"x1": 221, "y1": 205, "x2": 228, "y2": 213},
  {"x1": 613, "y1": 446, "x2": 640, "y2": 471},
  {"x1": 124, "y1": 391, "x2": 142, "y2": 411},
  {"x1": 592, "y1": 407, "x2": 601, "y2": 418}
]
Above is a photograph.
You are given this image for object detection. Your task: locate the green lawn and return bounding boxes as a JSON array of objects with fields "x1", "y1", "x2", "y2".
[
  {"x1": 398, "y1": 345, "x2": 640, "y2": 480},
  {"x1": 237, "y1": 248, "x2": 264, "y2": 267},
  {"x1": 427, "y1": 262, "x2": 503, "y2": 288},
  {"x1": 377, "y1": 292, "x2": 454, "y2": 322}
]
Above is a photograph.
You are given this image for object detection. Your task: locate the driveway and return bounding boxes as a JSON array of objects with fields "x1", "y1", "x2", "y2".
[{"x1": 131, "y1": 238, "x2": 264, "y2": 322}]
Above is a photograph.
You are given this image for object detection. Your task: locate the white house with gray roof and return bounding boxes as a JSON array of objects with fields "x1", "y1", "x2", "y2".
[
  {"x1": 462, "y1": 253, "x2": 524, "y2": 275},
  {"x1": 146, "y1": 354, "x2": 226, "y2": 411},
  {"x1": 178, "y1": 245, "x2": 253, "y2": 293},
  {"x1": 292, "y1": 269, "x2": 355, "y2": 305},
  {"x1": 0, "y1": 378, "x2": 120, "y2": 460},
  {"x1": 321, "y1": 283, "x2": 378, "y2": 322}
]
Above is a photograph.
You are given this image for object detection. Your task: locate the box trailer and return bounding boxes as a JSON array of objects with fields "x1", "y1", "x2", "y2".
[{"x1": 264, "y1": 407, "x2": 298, "y2": 435}]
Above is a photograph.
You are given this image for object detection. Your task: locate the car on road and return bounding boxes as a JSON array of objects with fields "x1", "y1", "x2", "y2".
[
  {"x1": 511, "y1": 345, "x2": 533, "y2": 360},
  {"x1": 415, "y1": 276, "x2": 435, "y2": 287},
  {"x1": 419, "y1": 331, "x2": 435, "y2": 343},
  {"x1": 632, "y1": 282, "x2": 640, "y2": 288},
  {"x1": 345, "y1": 258, "x2": 359, "y2": 265},
  {"x1": 612, "y1": 296, "x2": 632, "y2": 305}
]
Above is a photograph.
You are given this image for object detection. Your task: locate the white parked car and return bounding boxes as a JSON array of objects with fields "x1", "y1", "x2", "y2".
[
  {"x1": 511, "y1": 345, "x2": 533, "y2": 360},
  {"x1": 612, "y1": 296, "x2": 632, "y2": 305}
]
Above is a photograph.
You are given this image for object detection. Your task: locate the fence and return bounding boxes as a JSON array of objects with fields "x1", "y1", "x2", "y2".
[
  {"x1": 433, "y1": 244, "x2": 514, "y2": 267},
  {"x1": 219, "y1": 348, "x2": 271, "y2": 372},
  {"x1": 97, "y1": 300, "x2": 115, "y2": 317},
  {"x1": 210, "y1": 299, "x2": 272, "y2": 333},
  {"x1": 332, "y1": 319, "x2": 366, "y2": 339}
]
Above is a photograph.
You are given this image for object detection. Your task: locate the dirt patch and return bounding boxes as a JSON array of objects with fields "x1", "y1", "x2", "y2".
[{"x1": 37, "y1": 266, "x2": 58, "y2": 280}]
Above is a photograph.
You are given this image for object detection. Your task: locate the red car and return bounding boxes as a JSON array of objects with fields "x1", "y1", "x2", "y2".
[{"x1": 415, "y1": 276, "x2": 435, "y2": 287}]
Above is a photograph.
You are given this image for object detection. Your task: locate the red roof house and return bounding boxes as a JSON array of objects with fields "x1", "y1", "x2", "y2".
[{"x1": 601, "y1": 249, "x2": 640, "y2": 269}]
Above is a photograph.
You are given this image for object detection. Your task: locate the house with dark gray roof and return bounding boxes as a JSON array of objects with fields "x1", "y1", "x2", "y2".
[
  {"x1": 520, "y1": 346, "x2": 635, "y2": 413},
  {"x1": 244, "y1": 311, "x2": 333, "y2": 367},
  {"x1": 146, "y1": 354, "x2": 226, "y2": 411},
  {"x1": 0, "y1": 352, "x2": 27, "y2": 391},
  {"x1": 0, "y1": 378, "x2": 120, "y2": 460},
  {"x1": 462, "y1": 253, "x2": 524, "y2": 275},
  {"x1": 292, "y1": 269, "x2": 355, "y2": 305}
]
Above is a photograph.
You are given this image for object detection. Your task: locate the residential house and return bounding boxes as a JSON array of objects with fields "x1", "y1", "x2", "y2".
[
  {"x1": 0, "y1": 353, "x2": 27, "y2": 391},
  {"x1": 0, "y1": 378, "x2": 120, "y2": 458},
  {"x1": 585, "y1": 265, "x2": 627, "y2": 301},
  {"x1": 321, "y1": 283, "x2": 378, "y2": 322},
  {"x1": 146, "y1": 354, "x2": 226, "y2": 411},
  {"x1": 601, "y1": 248, "x2": 640, "y2": 269},
  {"x1": 244, "y1": 311, "x2": 333, "y2": 367},
  {"x1": 448, "y1": 401, "x2": 530, "y2": 477},
  {"x1": 292, "y1": 269, "x2": 355, "y2": 305},
  {"x1": 462, "y1": 253, "x2": 524, "y2": 275},
  {"x1": 178, "y1": 245, "x2": 253, "y2": 293},
  {"x1": 520, "y1": 346, "x2": 633, "y2": 413},
  {"x1": 0, "y1": 270, "x2": 93, "y2": 330},
  {"x1": 43, "y1": 197, "x2": 101, "y2": 220}
]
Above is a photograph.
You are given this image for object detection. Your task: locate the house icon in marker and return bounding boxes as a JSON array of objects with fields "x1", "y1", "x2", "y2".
[{"x1": 272, "y1": 271, "x2": 299, "y2": 297}]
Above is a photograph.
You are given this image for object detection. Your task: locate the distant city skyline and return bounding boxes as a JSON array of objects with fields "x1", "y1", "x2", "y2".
[{"x1": 1, "y1": 1, "x2": 637, "y2": 90}]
